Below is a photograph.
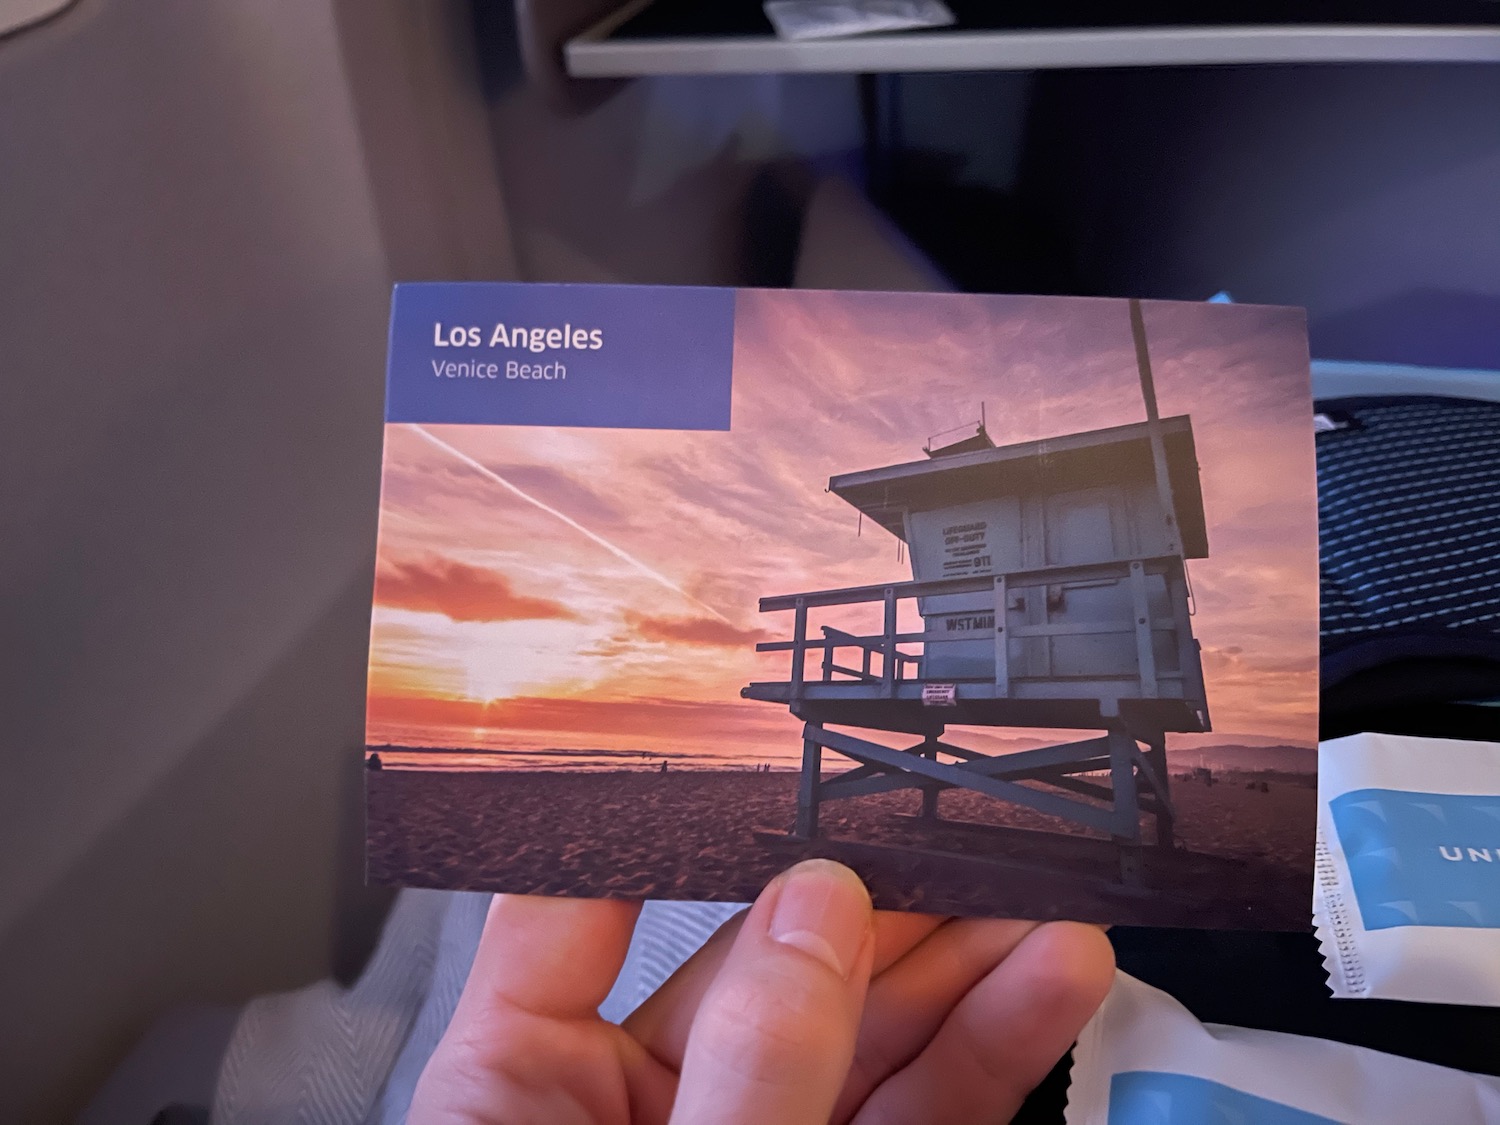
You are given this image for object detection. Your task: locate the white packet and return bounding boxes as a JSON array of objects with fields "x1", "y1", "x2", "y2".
[
  {"x1": 763, "y1": 0, "x2": 955, "y2": 41},
  {"x1": 1066, "y1": 971, "x2": 1500, "y2": 1124},
  {"x1": 1316, "y1": 732, "x2": 1500, "y2": 1005}
]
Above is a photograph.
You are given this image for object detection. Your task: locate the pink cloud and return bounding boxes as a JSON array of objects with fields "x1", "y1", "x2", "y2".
[
  {"x1": 375, "y1": 554, "x2": 578, "y2": 623},
  {"x1": 626, "y1": 611, "x2": 771, "y2": 647}
]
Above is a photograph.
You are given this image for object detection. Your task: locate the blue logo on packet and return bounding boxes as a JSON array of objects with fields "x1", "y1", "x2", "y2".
[
  {"x1": 1108, "y1": 1072, "x2": 1343, "y2": 1124},
  {"x1": 1330, "y1": 787, "x2": 1500, "y2": 930},
  {"x1": 385, "y1": 282, "x2": 735, "y2": 430}
]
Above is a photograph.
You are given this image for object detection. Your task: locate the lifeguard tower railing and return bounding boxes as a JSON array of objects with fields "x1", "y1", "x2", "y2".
[
  {"x1": 741, "y1": 554, "x2": 1208, "y2": 866},
  {"x1": 744, "y1": 554, "x2": 1207, "y2": 728}
]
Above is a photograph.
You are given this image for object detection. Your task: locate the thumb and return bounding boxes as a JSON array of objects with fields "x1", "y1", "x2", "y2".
[{"x1": 669, "y1": 860, "x2": 875, "y2": 1125}]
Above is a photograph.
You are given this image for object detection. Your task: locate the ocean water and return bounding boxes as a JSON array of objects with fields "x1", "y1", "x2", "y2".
[{"x1": 365, "y1": 747, "x2": 797, "y2": 772}]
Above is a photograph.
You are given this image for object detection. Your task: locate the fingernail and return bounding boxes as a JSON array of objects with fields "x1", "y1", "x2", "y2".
[{"x1": 768, "y1": 859, "x2": 871, "y2": 978}]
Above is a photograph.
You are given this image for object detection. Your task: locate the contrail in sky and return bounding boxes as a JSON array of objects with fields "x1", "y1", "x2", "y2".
[{"x1": 407, "y1": 424, "x2": 734, "y2": 625}]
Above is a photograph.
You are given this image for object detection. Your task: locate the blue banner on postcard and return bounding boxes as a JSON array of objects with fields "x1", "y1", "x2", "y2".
[
  {"x1": 1108, "y1": 1072, "x2": 1341, "y2": 1125},
  {"x1": 1331, "y1": 787, "x2": 1500, "y2": 930},
  {"x1": 386, "y1": 282, "x2": 735, "y2": 429}
]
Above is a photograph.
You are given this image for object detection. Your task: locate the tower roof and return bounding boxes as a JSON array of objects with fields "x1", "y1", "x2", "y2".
[{"x1": 829, "y1": 415, "x2": 1209, "y2": 558}]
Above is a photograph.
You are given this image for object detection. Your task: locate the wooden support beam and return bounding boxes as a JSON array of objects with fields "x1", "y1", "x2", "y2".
[
  {"x1": 818, "y1": 760, "x2": 929, "y2": 802},
  {"x1": 791, "y1": 599, "x2": 808, "y2": 701},
  {"x1": 949, "y1": 736, "x2": 1111, "y2": 777},
  {"x1": 807, "y1": 725, "x2": 1117, "y2": 835},
  {"x1": 975, "y1": 762, "x2": 1114, "y2": 788},
  {"x1": 820, "y1": 769, "x2": 930, "y2": 801},
  {"x1": 817, "y1": 742, "x2": 1115, "y2": 802},
  {"x1": 826, "y1": 662, "x2": 878, "y2": 682},
  {"x1": 825, "y1": 762, "x2": 882, "y2": 786},
  {"x1": 1143, "y1": 735, "x2": 1176, "y2": 847},
  {"x1": 926, "y1": 741, "x2": 985, "y2": 762},
  {"x1": 796, "y1": 721, "x2": 822, "y2": 837},
  {"x1": 1040, "y1": 775, "x2": 1116, "y2": 802},
  {"x1": 1107, "y1": 727, "x2": 1141, "y2": 844},
  {"x1": 920, "y1": 737, "x2": 940, "y2": 820},
  {"x1": 1024, "y1": 757, "x2": 1112, "y2": 779},
  {"x1": 882, "y1": 586, "x2": 898, "y2": 697},
  {"x1": 1128, "y1": 744, "x2": 1175, "y2": 819}
]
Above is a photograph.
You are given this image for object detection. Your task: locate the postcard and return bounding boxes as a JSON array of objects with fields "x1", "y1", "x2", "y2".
[{"x1": 365, "y1": 283, "x2": 1318, "y2": 929}]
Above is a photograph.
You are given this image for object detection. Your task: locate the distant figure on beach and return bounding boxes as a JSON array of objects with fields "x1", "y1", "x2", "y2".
[
  {"x1": 660, "y1": 760, "x2": 668, "y2": 774},
  {"x1": 367, "y1": 752, "x2": 383, "y2": 771}
]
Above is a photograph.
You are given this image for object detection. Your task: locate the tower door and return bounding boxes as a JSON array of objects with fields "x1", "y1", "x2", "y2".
[
  {"x1": 1043, "y1": 486, "x2": 1129, "y2": 565},
  {"x1": 1029, "y1": 486, "x2": 1140, "y2": 680}
]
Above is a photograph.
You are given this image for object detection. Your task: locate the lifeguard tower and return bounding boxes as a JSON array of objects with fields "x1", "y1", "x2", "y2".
[{"x1": 742, "y1": 302, "x2": 1210, "y2": 882}]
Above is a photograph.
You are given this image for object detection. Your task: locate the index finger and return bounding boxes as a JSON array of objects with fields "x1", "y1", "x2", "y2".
[
  {"x1": 410, "y1": 894, "x2": 650, "y2": 1125},
  {"x1": 459, "y1": 893, "x2": 643, "y2": 1027}
]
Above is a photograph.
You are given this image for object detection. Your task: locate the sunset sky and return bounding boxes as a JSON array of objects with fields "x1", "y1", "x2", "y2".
[{"x1": 366, "y1": 290, "x2": 1318, "y2": 763}]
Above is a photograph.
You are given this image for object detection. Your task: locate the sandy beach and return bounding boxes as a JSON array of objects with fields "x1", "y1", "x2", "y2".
[{"x1": 367, "y1": 764, "x2": 1314, "y2": 929}]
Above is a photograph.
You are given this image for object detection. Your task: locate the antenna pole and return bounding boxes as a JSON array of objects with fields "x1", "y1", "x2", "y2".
[{"x1": 1129, "y1": 299, "x2": 1183, "y2": 557}]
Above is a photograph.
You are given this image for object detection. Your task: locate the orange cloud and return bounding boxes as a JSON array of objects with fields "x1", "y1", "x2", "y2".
[
  {"x1": 375, "y1": 554, "x2": 577, "y2": 622},
  {"x1": 368, "y1": 691, "x2": 786, "y2": 741},
  {"x1": 625, "y1": 611, "x2": 770, "y2": 647}
]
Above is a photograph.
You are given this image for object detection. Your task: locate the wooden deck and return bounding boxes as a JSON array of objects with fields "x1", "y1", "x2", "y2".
[
  {"x1": 742, "y1": 556, "x2": 1210, "y2": 731},
  {"x1": 742, "y1": 679, "x2": 1207, "y2": 733}
]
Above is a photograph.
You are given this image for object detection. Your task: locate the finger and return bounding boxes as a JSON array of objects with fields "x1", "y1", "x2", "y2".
[
  {"x1": 622, "y1": 909, "x2": 745, "y2": 1069},
  {"x1": 626, "y1": 908, "x2": 944, "y2": 1072},
  {"x1": 871, "y1": 911, "x2": 950, "y2": 974},
  {"x1": 668, "y1": 860, "x2": 876, "y2": 1125},
  {"x1": 412, "y1": 895, "x2": 647, "y2": 1125},
  {"x1": 832, "y1": 917, "x2": 1039, "y2": 1123},
  {"x1": 462, "y1": 894, "x2": 643, "y2": 1024},
  {"x1": 851, "y1": 921, "x2": 1115, "y2": 1125}
]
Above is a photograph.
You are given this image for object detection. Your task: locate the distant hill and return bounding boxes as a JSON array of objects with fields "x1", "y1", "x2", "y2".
[{"x1": 1168, "y1": 743, "x2": 1317, "y2": 774}]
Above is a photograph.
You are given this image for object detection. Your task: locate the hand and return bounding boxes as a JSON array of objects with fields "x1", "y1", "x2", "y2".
[{"x1": 409, "y1": 859, "x2": 1114, "y2": 1125}]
